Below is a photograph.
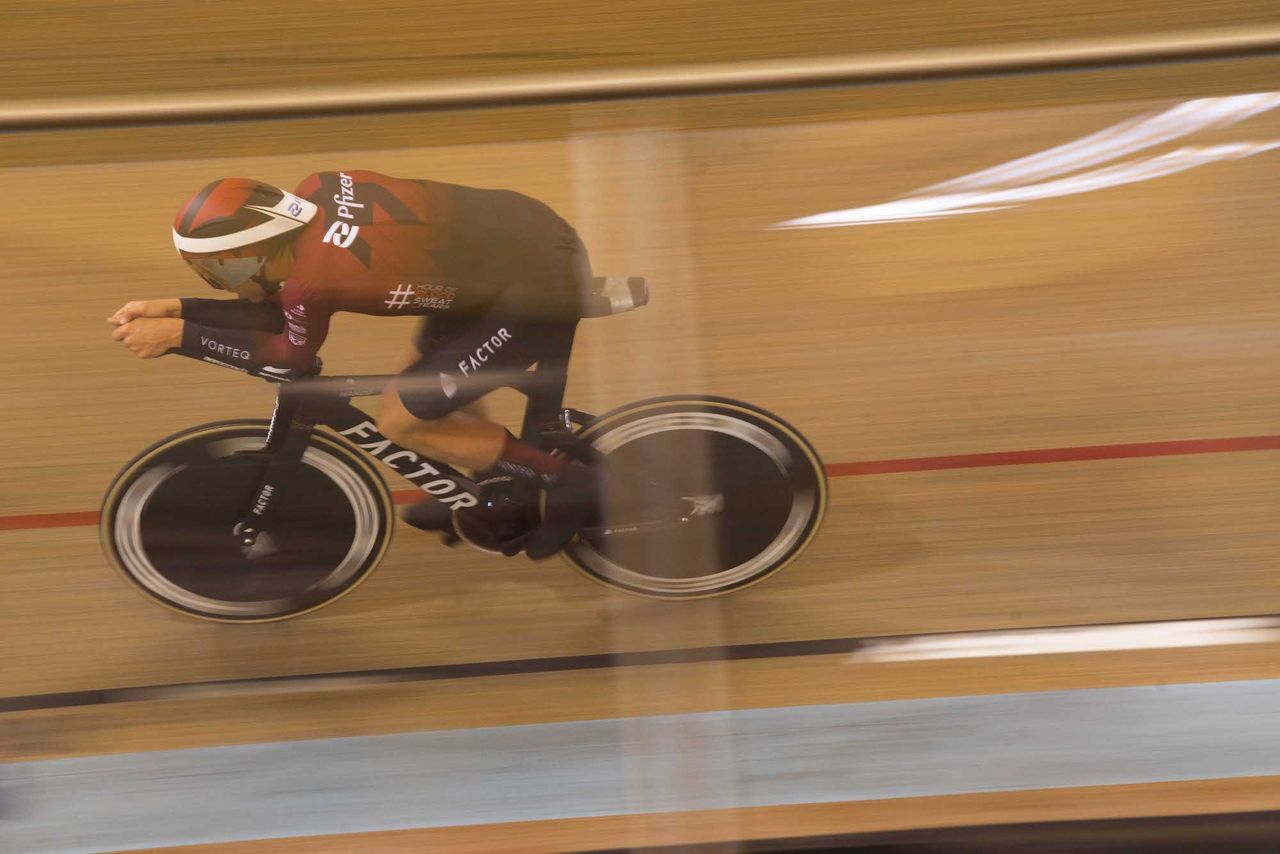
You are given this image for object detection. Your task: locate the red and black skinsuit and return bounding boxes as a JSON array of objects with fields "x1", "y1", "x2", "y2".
[{"x1": 180, "y1": 170, "x2": 589, "y2": 418}]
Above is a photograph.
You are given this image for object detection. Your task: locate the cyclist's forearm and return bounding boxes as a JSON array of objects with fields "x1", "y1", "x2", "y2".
[
  {"x1": 181, "y1": 321, "x2": 257, "y2": 368},
  {"x1": 179, "y1": 298, "x2": 285, "y2": 332},
  {"x1": 154, "y1": 298, "x2": 182, "y2": 318},
  {"x1": 108, "y1": 299, "x2": 181, "y2": 325},
  {"x1": 180, "y1": 321, "x2": 316, "y2": 370}
]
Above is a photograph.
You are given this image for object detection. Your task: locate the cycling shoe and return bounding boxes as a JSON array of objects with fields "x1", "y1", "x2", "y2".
[{"x1": 504, "y1": 462, "x2": 601, "y2": 560}]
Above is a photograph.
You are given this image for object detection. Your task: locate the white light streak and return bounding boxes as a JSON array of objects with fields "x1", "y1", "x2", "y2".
[
  {"x1": 849, "y1": 617, "x2": 1280, "y2": 663},
  {"x1": 775, "y1": 92, "x2": 1280, "y2": 229}
]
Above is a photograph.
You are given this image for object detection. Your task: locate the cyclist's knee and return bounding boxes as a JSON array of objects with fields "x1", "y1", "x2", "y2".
[
  {"x1": 378, "y1": 387, "x2": 464, "y2": 454},
  {"x1": 388, "y1": 372, "x2": 459, "y2": 422}
]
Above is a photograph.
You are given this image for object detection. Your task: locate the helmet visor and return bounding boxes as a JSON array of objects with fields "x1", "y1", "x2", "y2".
[{"x1": 185, "y1": 254, "x2": 268, "y2": 291}]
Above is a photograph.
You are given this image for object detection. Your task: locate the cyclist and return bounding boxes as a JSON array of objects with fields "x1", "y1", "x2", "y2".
[{"x1": 108, "y1": 172, "x2": 597, "y2": 559}]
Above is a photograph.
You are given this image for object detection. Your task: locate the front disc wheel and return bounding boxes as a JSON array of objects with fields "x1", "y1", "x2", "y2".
[{"x1": 101, "y1": 421, "x2": 393, "y2": 622}]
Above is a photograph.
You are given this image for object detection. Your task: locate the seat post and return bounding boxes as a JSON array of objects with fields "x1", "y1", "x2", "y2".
[{"x1": 518, "y1": 323, "x2": 578, "y2": 443}]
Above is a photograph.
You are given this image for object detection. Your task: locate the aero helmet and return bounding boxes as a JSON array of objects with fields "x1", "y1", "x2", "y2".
[{"x1": 172, "y1": 178, "x2": 316, "y2": 293}]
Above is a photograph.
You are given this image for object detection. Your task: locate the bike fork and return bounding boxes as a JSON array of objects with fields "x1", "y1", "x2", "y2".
[{"x1": 234, "y1": 389, "x2": 314, "y2": 557}]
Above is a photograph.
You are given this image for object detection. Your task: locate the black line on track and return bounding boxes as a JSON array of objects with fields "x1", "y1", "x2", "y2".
[
  {"x1": 6, "y1": 613, "x2": 1276, "y2": 714},
  {"x1": 0, "y1": 636, "x2": 860, "y2": 713}
]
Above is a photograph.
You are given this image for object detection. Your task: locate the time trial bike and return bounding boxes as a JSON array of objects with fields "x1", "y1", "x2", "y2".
[{"x1": 101, "y1": 276, "x2": 828, "y2": 622}]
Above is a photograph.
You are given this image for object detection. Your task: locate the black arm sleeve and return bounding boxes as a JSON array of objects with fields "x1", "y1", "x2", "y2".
[
  {"x1": 179, "y1": 298, "x2": 284, "y2": 332},
  {"x1": 181, "y1": 322, "x2": 259, "y2": 369}
]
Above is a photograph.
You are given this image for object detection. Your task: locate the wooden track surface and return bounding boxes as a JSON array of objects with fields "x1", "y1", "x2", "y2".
[
  {"x1": 3, "y1": 52, "x2": 1280, "y2": 842},
  {"x1": 7, "y1": 0, "x2": 1280, "y2": 105}
]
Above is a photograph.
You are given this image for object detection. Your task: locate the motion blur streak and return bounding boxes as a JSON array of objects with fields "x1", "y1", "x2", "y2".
[
  {"x1": 775, "y1": 91, "x2": 1280, "y2": 228},
  {"x1": 926, "y1": 92, "x2": 1280, "y2": 192},
  {"x1": 850, "y1": 617, "x2": 1280, "y2": 662}
]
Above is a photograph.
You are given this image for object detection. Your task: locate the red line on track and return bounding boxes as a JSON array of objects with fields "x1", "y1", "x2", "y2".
[
  {"x1": 0, "y1": 511, "x2": 101, "y2": 532},
  {"x1": 6, "y1": 435, "x2": 1278, "y2": 533},
  {"x1": 825, "y1": 435, "x2": 1280, "y2": 477}
]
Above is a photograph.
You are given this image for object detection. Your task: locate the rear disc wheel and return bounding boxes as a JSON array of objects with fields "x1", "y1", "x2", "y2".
[{"x1": 563, "y1": 397, "x2": 827, "y2": 599}]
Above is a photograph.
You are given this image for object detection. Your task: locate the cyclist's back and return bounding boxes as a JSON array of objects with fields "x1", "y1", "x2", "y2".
[{"x1": 289, "y1": 170, "x2": 580, "y2": 318}]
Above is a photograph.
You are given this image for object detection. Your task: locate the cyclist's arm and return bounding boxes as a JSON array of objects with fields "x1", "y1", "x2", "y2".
[
  {"x1": 108, "y1": 298, "x2": 181, "y2": 325},
  {"x1": 178, "y1": 282, "x2": 329, "y2": 370},
  {"x1": 179, "y1": 298, "x2": 284, "y2": 332},
  {"x1": 109, "y1": 298, "x2": 281, "y2": 332}
]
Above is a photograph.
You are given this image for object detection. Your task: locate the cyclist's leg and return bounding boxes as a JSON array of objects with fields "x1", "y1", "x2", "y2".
[
  {"x1": 396, "y1": 400, "x2": 504, "y2": 535},
  {"x1": 380, "y1": 307, "x2": 588, "y2": 548},
  {"x1": 387, "y1": 341, "x2": 498, "y2": 479},
  {"x1": 381, "y1": 232, "x2": 594, "y2": 554},
  {"x1": 376, "y1": 290, "x2": 578, "y2": 471}
]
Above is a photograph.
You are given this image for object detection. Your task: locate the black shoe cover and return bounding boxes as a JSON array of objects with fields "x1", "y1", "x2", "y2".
[{"x1": 504, "y1": 463, "x2": 600, "y2": 560}]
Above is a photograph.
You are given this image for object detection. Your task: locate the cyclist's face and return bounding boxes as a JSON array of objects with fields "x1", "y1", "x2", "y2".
[
  {"x1": 259, "y1": 242, "x2": 295, "y2": 285},
  {"x1": 185, "y1": 254, "x2": 267, "y2": 292},
  {"x1": 229, "y1": 279, "x2": 272, "y2": 302}
]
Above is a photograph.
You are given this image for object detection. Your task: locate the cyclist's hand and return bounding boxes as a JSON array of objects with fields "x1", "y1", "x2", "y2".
[
  {"x1": 112, "y1": 318, "x2": 183, "y2": 359},
  {"x1": 108, "y1": 299, "x2": 180, "y2": 326}
]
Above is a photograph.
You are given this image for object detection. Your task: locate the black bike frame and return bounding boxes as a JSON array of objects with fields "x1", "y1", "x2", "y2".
[{"x1": 172, "y1": 322, "x2": 595, "y2": 549}]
